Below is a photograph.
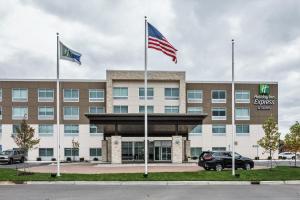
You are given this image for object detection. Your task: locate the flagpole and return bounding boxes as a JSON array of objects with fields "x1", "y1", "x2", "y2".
[
  {"x1": 56, "y1": 33, "x2": 61, "y2": 177},
  {"x1": 144, "y1": 16, "x2": 148, "y2": 177},
  {"x1": 231, "y1": 39, "x2": 235, "y2": 176}
]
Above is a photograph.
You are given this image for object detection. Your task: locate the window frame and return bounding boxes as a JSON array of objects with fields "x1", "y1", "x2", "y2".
[
  {"x1": 38, "y1": 124, "x2": 54, "y2": 136},
  {"x1": 235, "y1": 107, "x2": 250, "y2": 120},
  {"x1": 187, "y1": 106, "x2": 203, "y2": 114},
  {"x1": 139, "y1": 88, "x2": 154, "y2": 100},
  {"x1": 38, "y1": 88, "x2": 54, "y2": 102},
  {"x1": 139, "y1": 105, "x2": 154, "y2": 113},
  {"x1": 89, "y1": 124, "x2": 103, "y2": 135},
  {"x1": 211, "y1": 107, "x2": 226, "y2": 120},
  {"x1": 189, "y1": 124, "x2": 202, "y2": 135},
  {"x1": 89, "y1": 89, "x2": 104, "y2": 102},
  {"x1": 164, "y1": 106, "x2": 179, "y2": 113},
  {"x1": 190, "y1": 147, "x2": 202, "y2": 158},
  {"x1": 63, "y1": 89, "x2": 79, "y2": 102},
  {"x1": 38, "y1": 106, "x2": 54, "y2": 120},
  {"x1": 187, "y1": 90, "x2": 203, "y2": 103},
  {"x1": 12, "y1": 106, "x2": 28, "y2": 120},
  {"x1": 64, "y1": 124, "x2": 79, "y2": 136},
  {"x1": 0, "y1": 106, "x2": 2, "y2": 120},
  {"x1": 89, "y1": 106, "x2": 104, "y2": 114},
  {"x1": 113, "y1": 87, "x2": 128, "y2": 99},
  {"x1": 165, "y1": 88, "x2": 179, "y2": 100},
  {"x1": 236, "y1": 124, "x2": 250, "y2": 136},
  {"x1": 90, "y1": 148, "x2": 102, "y2": 157},
  {"x1": 113, "y1": 105, "x2": 128, "y2": 113},
  {"x1": 12, "y1": 88, "x2": 28, "y2": 102},
  {"x1": 0, "y1": 88, "x2": 2, "y2": 102},
  {"x1": 63, "y1": 106, "x2": 80, "y2": 120},
  {"x1": 212, "y1": 124, "x2": 226, "y2": 136},
  {"x1": 235, "y1": 90, "x2": 250, "y2": 103},
  {"x1": 39, "y1": 148, "x2": 54, "y2": 157},
  {"x1": 211, "y1": 90, "x2": 226, "y2": 103},
  {"x1": 64, "y1": 148, "x2": 79, "y2": 157}
]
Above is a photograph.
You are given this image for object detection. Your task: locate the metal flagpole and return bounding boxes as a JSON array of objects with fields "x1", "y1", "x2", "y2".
[
  {"x1": 231, "y1": 39, "x2": 235, "y2": 176},
  {"x1": 56, "y1": 33, "x2": 61, "y2": 177},
  {"x1": 144, "y1": 16, "x2": 148, "y2": 177}
]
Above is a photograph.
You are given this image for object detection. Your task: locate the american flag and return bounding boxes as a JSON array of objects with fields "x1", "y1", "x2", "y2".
[{"x1": 147, "y1": 22, "x2": 177, "y2": 63}]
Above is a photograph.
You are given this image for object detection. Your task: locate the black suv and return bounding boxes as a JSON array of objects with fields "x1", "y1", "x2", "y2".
[{"x1": 198, "y1": 151, "x2": 254, "y2": 171}]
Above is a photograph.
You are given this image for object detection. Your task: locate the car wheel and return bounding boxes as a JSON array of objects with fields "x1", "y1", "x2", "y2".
[
  {"x1": 8, "y1": 158, "x2": 13, "y2": 165},
  {"x1": 244, "y1": 163, "x2": 251, "y2": 170},
  {"x1": 204, "y1": 167, "x2": 210, "y2": 171},
  {"x1": 20, "y1": 157, "x2": 25, "y2": 163},
  {"x1": 215, "y1": 164, "x2": 223, "y2": 171},
  {"x1": 292, "y1": 156, "x2": 295, "y2": 160}
]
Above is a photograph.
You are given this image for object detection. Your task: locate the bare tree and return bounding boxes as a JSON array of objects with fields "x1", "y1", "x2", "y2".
[{"x1": 284, "y1": 121, "x2": 300, "y2": 167}]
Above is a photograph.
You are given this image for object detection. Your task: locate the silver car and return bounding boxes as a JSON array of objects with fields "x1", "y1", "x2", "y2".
[{"x1": 0, "y1": 149, "x2": 25, "y2": 164}]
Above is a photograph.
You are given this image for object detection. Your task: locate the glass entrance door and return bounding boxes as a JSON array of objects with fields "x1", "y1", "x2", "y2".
[
  {"x1": 122, "y1": 141, "x2": 144, "y2": 161},
  {"x1": 154, "y1": 141, "x2": 172, "y2": 161}
]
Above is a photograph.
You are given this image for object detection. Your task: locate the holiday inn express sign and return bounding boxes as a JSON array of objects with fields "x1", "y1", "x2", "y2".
[{"x1": 253, "y1": 84, "x2": 276, "y2": 110}]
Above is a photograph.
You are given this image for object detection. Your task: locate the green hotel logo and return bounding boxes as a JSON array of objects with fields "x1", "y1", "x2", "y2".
[{"x1": 259, "y1": 84, "x2": 270, "y2": 95}]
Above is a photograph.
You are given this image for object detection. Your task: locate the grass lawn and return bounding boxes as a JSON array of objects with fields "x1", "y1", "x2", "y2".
[{"x1": 0, "y1": 167, "x2": 299, "y2": 182}]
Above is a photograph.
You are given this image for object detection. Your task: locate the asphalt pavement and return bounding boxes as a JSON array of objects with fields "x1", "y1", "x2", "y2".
[{"x1": 0, "y1": 185, "x2": 299, "y2": 200}]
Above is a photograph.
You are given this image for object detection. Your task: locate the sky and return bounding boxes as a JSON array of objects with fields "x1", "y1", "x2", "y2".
[{"x1": 0, "y1": 0, "x2": 299, "y2": 136}]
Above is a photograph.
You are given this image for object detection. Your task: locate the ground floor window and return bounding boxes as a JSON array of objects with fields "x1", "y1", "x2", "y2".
[
  {"x1": 39, "y1": 148, "x2": 53, "y2": 157},
  {"x1": 64, "y1": 148, "x2": 79, "y2": 156},
  {"x1": 212, "y1": 147, "x2": 226, "y2": 151},
  {"x1": 90, "y1": 148, "x2": 101, "y2": 157},
  {"x1": 190, "y1": 147, "x2": 202, "y2": 159}
]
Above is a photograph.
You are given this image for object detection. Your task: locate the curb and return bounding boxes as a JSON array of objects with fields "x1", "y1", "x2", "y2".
[{"x1": 0, "y1": 180, "x2": 299, "y2": 186}]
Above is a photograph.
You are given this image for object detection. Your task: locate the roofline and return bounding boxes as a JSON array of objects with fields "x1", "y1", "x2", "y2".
[
  {"x1": 0, "y1": 79, "x2": 106, "y2": 82},
  {"x1": 107, "y1": 69, "x2": 186, "y2": 73},
  {"x1": 186, "y1": 81, "x2": 278, "y2": 84}
]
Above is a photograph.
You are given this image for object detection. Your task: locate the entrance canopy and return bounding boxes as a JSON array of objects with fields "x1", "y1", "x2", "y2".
[{"x1": 85, "y1": 113, "x2": 207, "y2": 137}]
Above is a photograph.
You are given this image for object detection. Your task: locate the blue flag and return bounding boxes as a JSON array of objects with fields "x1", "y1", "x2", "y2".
[{"x1": 60, "y1": 42, "x2": 82, "y2": 65}]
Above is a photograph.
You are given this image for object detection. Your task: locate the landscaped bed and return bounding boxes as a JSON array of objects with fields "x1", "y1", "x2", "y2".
[{"x1": 0, "y1": 166, "x2": 299, "y2": 181}]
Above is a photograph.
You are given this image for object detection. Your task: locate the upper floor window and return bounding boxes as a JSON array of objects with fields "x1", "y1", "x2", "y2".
[
  {"x1": 0, "y1": 107, "x2": 2, "y2": 120},
  {"x1": 89, "y1": 106, "x2": 104, "y2": 114},
  {"x1": 211, "y1": 90, "x2": 226, "y2": 103},
  {"x1": 0, "y1": 124, "x2": 2, "y2": 135},
  {"x1": 89, "y1": 89, "x2": 104, "y2": 102},
  {"x1": 63, "y1": 106, "x2": 79, "y2": 120},
  {"x1": 235, "y1": 90, "x2": 250, "y2": 103},
  {"x1": 139, "y1": 105, "x2": 154, "y2": 113},
  {"x1": 63, "y1": 89, "x2": 79, "y2": 102},
  {"x1": 187, "y1": 106, "x2": 203, "y2": 114},
  {"x1": 64, "y1": 124, "x2": 79, "y2": 136},
  {"x1": 235, "y1": 107, "x2": 250, "y2": 120},
  {"x1": 90, "y1": 124, "x2": 103, "y2": 135},
  {"x1": 38, "y1": 124, "x2": 54, "y2": 136},
  {"x1": 0, "y1": 88, "x2": 2, "y2": 102},
  {"x1": 38, "y1": 89, "x2": 54, "y2": 102},
  {"x1": 12, "y1": 107, "x2": 28, "y2": 120},
  {"x1": 12, "y1": 88, "x2": 28, "y2": 102},
  {"x1": 38, "y1": 106, "x2": 54, "y2": 120},
  {"x1": 113, "y1": 87, "x2": 128, "y2": 99},
  {"x1": 165, "y1": 106, "x2": 179, "y2": 113},
  {"x1": 211, "y1": 107, "x2": 226, "y2": 120},
  {"x1": 165, "y1": 88, "x2": 179, "y2": 100},
  {"x1": 113, "y1": 105, "x2": 128, "y2": 113},
  {"x1": 236, "y1": 124, "x2": 250, "y2": 136},
  {"x1": 212, "y1": 124, "x2": 226, "y2": 136},
  {"x1": 187, "y1": 90, "x2": 203, "y2": 103},
  {"x1": 139, "y1": 88, "x2": 154, "y2": 99},
  {"x1": 189, "y1": 125, "x2": 202, "y2": 134}
]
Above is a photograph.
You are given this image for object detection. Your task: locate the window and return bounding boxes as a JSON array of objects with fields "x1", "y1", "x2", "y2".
[
  {"x1": 113, "y1": 87, "x2": 128, "y2": 99},
  {"x1": 139, "y1": 88, "x2": 154, "y2": 99},
  {"x1": 165, "y1": 106, "x2": 179, "y2": 113},
  {"x1": 139, "y1": 105, "x2": 154, "y2": 113},
  {"x1": 12, "y1": 124, "x2": 21, "y2": 136},
  {"x1": 90, "y1": 124, "x2": 103, "y2": 135},
  {"x1": 12, "y1": 107, "x2": 28, "y2": 120},
  {"x1": 64, "y1": 148, "x2": 79, "y2": 156},
  {"x1": 212, "y1": 108, "x2": 226, "y2": 120},
  {"x1": 165, "y1": 88, "x2": 179, "y2": 100},
  {"x1": 63, "y1": 89, "x2": 79, "y2": 102},
  {"x1": 39, "y1": 148, "x2": 53, "y2": 157},
  {"x1": 89, "y1": 106, "x2": 104, "y2": 114},
  {"x1": 235, "y1": 108, "x2": 250, "y2": 120},
  {"x1": 64, "y1": 125, "x2": 79, "y2": 136},
  {"x1": 0, "y1": 107, "x2": 2, "y2": 120},
  {"x1": 187, "y1": 107, "x2": 203, "y2": 114},
  {"x1": 211, "y1": 90, "x2": 226, "y2": 103},
  {"x1": 187, "y1": 90, "x2": 203, "y2": 103},
  {"x1": 38, "y1": 89, "x2": 54, "y2": 102},
  {"x1": 0, "y1": 88, "x2": 2, "y2": 101},
  {"x1": 38, "y1": 106, "x2": 54, "y2": 120},
  {"x1": 38, "y1": 124, "x2": 53, "y2": 136},
  {"x1": 189, "y1": 125, "x2": 202, "y2": 134},
  {"x1": 235, "y1": 90, "x2": 250, "y2": 103},
  {"x1": 0, "y1": 124, "x2": 2, "y2": 136},
  {"x1": 63, "y1": 106, "x2": 79, "y2": 120},
  {"x1": 212, "y1": 147, "x2": 226, "y2": 151},
  {"x1": 236, "y1": 124, "x2": 250, "y2": 136},
  {"x1": 89, "y1": 89, "x2": 104, "y2": 102},
  {"x1": 12, "y1": 88, "x2": 28, "y2": 102},
  {"x1": 90, "y1": 148, "x2": 102, "y2": 157},
  {"x1": 190, "y1": 147, "x2": 202, "y2": 159},
  {"x1": 113, "y1": 105, "x2": 128, "y2": 113},
  {"x1": 212, "y1": 124, "x2": 226, "y2": 136}
]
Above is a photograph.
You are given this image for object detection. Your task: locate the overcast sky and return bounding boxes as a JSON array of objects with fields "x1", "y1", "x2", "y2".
[{"x1": 0, "y1": 0, "x2": 299, "y2": 135}]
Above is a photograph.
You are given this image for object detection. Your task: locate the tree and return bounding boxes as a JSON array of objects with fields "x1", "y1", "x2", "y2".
[
  {"x1": 258, "y1": 116, "x2": 280, "y2": 168},
  {"x1": 284, "y1": 121, "x2": 300, "y2": 167},
  {"x1": 13, "y1": 119, "x2": 40, "y2": 158}
]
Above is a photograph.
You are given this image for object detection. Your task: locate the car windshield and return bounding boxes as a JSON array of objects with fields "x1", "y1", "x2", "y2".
[{"x1": 0, "y1": 151, "x2": 12, "y2": 155}]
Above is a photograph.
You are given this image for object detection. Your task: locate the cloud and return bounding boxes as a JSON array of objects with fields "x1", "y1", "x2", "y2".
[{"x1": 0, "y1": 0, "x2": 299, "y2": 135}]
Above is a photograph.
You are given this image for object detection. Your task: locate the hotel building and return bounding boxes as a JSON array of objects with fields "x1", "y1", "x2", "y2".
[{"x1": 0, "y1": 70, "x2": 278, "y2": 163}]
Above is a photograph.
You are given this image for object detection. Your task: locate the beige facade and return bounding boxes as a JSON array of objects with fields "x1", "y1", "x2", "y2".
[{"x1": 0, "y1": 70, "x2": 278, "y2": 162}]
